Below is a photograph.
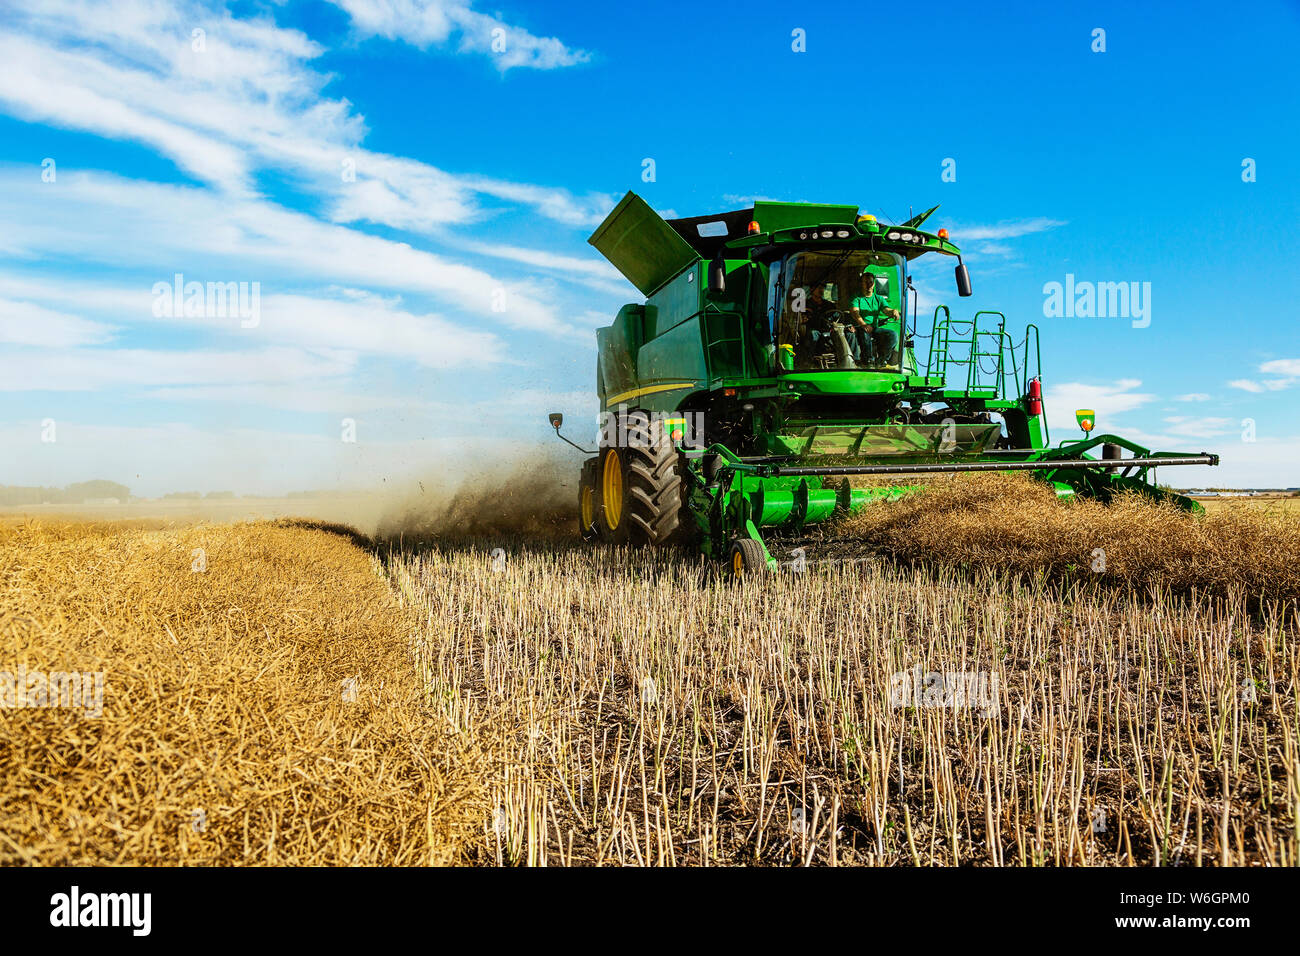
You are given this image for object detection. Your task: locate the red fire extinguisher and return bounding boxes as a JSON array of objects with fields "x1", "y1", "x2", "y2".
[{"x1": 1026, "y1": 377, "x2": 1043, "y2": 416}]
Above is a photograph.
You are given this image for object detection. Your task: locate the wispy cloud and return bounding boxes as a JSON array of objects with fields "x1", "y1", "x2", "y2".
[
  {"x1": 328, "y1": 0, "x2": 591, "y2": 71},
  {"x1": 0, "y1": 298, "x2": 116, "y2": 347},
  {"x1": 1043, "y1": 378, "x2": 1153, "y2": 438},
  {"x1": 1162, "y1": 415, "x2": 1234, "y2": 438},
  {"x1": 0, "y1": 346, "x2": 355, "y2": 391},
  {"x1": 945, "y1": 218, "x2": 1067, "y2": 242},
  {"x1": 1229, "y1": 358, "x2": 1300, "y2": 393},
  {"x1": 0, "y1": 1, "x2": 610, "y2": 230},
  {"x1": 142, "y1": 383, "x2": 428, "y2": 413},
  {"x1": 0, "y1": 169, "x2": 580, "y2": 335}
]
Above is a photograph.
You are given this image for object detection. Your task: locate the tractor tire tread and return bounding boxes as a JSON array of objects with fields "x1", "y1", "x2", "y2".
[{"x1": 615, "y1": 412, "x2": 691, "y2": 548}]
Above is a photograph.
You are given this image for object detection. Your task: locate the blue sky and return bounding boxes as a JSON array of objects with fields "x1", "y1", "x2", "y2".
[{"x1": 1, "y1": 0, "x2": 1297, "y2": 494}]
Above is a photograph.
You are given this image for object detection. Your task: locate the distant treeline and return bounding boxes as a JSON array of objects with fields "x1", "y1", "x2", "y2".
[{"x1": 0, "y1": 480, "x2": 131, "y2": 506}]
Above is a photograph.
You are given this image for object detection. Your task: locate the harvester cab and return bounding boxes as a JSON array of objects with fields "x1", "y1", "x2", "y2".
[{"x1": 550, "y1": 191, "x2": 1219, "y2": 573}]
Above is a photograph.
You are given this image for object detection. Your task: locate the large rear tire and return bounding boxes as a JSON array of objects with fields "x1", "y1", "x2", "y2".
[
  {"x1": 624, "y1": 411, "x2": 691, "y2": 547},
  {"x1": 598, "y1": 410, "x2": 691, "y2": 548}
]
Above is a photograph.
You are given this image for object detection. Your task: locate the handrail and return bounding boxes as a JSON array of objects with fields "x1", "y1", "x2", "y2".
[
  {"x1": 925, "y1": 308, "x2": 1030, "y2": 399},
  {"x1": 925, "y1": 305, "x2": 951, "y2": 378}
]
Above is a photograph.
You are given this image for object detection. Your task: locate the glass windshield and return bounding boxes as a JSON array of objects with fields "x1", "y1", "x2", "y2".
[{"x1": 774, "y1": 249, "x2": 906, "y2": 372}]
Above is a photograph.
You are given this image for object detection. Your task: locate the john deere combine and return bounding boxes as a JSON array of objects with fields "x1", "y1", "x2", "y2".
[{"x1": 548, "y1": 192, "x2": 1218, "y2": 572}]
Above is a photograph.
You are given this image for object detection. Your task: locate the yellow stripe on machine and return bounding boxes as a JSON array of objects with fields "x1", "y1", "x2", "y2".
[{"x1": 604, "y1": 382, "x2": 696, "y2": 406}]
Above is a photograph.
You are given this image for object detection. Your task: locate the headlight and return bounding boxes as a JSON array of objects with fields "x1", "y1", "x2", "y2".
[
  {"x1": 835, "y1": 229, "x2": 850, "y2": 238},
  {"x1": 887, "y1": 230, "x2": 900, "y2": 240},
  {"x1": 819, "y1": 229, "x2": 834, "y2": 238},
  {"x1": 798, "y1": 231, "x2": 808, "y2": 239}
]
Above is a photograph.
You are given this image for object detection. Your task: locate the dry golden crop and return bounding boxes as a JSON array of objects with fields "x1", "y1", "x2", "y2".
[
  {"x1": 839, "y1": 473, "x2": 1300, "y2": 608},
  {"x1": 0, "y1": 518, "x2": 491, "y2": 865}
]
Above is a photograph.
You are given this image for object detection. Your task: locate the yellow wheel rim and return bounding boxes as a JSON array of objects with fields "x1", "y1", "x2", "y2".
[
  {"x1": 580, "y1": 485, "x2": 594, "y2": 530},
  {"x1": 602, "y1": 449, "x2": 623, "y2": 530},
  {"x1": 732, "y1": 549, "x2": 744, "y2": 574}
]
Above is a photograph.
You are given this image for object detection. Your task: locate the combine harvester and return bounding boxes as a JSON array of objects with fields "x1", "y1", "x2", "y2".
[{"x1": 548, "y1": 192, "x2": 1219, "y2": 573}]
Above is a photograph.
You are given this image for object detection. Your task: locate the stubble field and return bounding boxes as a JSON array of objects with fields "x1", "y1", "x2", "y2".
[{"x1": 3, "y1": 478, "x2": 1297, "y2": 865}]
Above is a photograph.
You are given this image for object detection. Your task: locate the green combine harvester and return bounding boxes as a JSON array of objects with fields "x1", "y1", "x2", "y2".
[{"x1": 548, "y1": 192, "x2": 1219, "y2": 573}]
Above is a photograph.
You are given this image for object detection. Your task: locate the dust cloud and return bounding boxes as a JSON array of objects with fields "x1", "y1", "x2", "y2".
[{"x1": 373, "y1": 448, "x2": 579, "y2": 546}]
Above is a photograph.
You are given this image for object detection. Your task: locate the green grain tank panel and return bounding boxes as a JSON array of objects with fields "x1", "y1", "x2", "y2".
[{"x1": 588, "y1": 192, "x2": 699, "y2": 297}]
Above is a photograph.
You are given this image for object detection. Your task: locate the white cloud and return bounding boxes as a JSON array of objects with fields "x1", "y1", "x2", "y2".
[
  {"x1": 1229, "y1": 378, "x2": 1293, "y2": 393},
  {"x1": 944, "y1": 218, "x2": 1067, "y2": 242},
  {"x1": 0, "y1": 298, "x2": 116, "y2": 347},
  {"x1": 0, "y1": 1, "x2": 610, "y2": 231},
  {"x1": 720, "y1": 194, "x2": 790, "y2": 206},
  {"x1": 0, "y1": 275, "x2": 149, "y2": 314},
  {"x1": 1161, "y1": 415, "x2": 1234, "y2": 438},
  {"x1": 0, "y1": 274, "x2": 512, "y2": 367},
  {"x1": 1043, "y1": 378, "x2": 1153, "y2": 438},
  {"x1": 238, "y1": 291, "x2": 508, "y2": 368},
  {"x1": 1262, "y1": 359, "x2": 1300, "y2": 377},
  {"x1": 0, "y1": 169, "x2": 580, "y2": 335},
  {"x1": 1228, "y1": 358, "x2": 1300, "y2": 394},
  {"x1": 456, "y1": 238, "x2": 630, "y2": 296},
  {"x1": 1230, "y1": 379, "x2": 1268, "y2": 393},
  {"x1": 1176, "y1": 392, "x2": 1211, "y2": 402},
  {"x1": 142, "y1": 383, "x2": 425, "y2": 413},
  {"x1": 0, "y1": 1, "x2": 614, "y2": 488},
  {"x1": 0, "y1": 346, "x2": 354, "y2": 391},
  {"x1": 328, "y1": 0, "x2": 591, "y2": 71}
]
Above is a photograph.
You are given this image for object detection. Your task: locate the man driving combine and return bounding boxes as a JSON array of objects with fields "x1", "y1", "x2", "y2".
[
  {"x1": 851, "y1": 269, "x2": 902, "y2": 367},
  {"x1": 790, "y1": 283, "x2": 834, "y2": 365}
]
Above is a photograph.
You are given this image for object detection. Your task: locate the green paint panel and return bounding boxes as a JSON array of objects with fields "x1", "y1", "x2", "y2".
[
  {"x1": 753, "y1": 201, "x2": 859, "y2": 233},
  {"x1": 644, "y1": 265, "x2": 702, "y2": 338},
  {"x1": 589, "y1": 192, "x2": 700, "y2": 296},
  {"x1": 631, "y1": 316, "x2": 707, "y2": 410}
]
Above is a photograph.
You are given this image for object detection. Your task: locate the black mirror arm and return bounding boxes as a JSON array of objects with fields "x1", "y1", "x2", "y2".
[{"x1": 549, "y1": 418, "x2": 595, "y2": 454}]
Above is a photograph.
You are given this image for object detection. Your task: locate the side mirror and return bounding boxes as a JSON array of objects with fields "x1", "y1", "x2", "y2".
[
  {"x1": 546, "y1": 410, "x2": 596, "y2": 453},
  {"x1": 955, "y1": 262, "x2": 972, "y2": 297},
  {"x1": 708, "y1": 254, "x2": 726, "y2": 295}
]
